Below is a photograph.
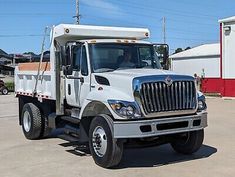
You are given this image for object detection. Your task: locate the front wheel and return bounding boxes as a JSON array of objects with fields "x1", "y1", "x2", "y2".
[
  {"x1": 89, "y1": 115, "x2": 123, "y2": 168},
  {"x1": 170, "y1": 129, "x2": 204, "y2": 154}
]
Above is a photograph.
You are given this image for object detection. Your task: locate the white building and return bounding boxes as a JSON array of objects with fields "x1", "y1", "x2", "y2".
[
  {"x1": 170, "y1": 16, "x2": 235, "y2": 97},
  {"x1": 170, "y1": 43, "x2": 220, "y2": 78}
]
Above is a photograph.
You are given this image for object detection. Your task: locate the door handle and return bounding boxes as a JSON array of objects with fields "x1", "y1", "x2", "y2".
[
  {"x1": 68, "y1": 84, "x2": 71, "y2": 95},
  {"x1": 79, "y1": 77, "x2": 84, "y2": 83}
]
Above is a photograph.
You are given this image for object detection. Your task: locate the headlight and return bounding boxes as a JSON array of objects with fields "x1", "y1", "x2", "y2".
[
  {"x1": 197, "y1": 94, "x2": 207, "y2": 111},
  {"x1": 108, "y1": 100, "x2": 141, "y2": 119}
]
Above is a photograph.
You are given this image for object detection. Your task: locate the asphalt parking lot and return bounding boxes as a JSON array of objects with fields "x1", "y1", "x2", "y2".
[{"x1": 0, "y1": 94, "x2": 234, "y2": 177}]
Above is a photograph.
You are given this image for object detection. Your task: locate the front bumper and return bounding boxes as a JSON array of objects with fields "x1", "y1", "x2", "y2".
[{"x1": 113, "y1": 112, "x2": 207, "y2": 138}]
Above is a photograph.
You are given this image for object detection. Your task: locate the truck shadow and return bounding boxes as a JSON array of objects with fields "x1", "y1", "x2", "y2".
[
  {"x1": 59, "y1": 141, "x2": 90, "y2": 156},
  {"x1": 118, "y1": 144, "x2": 217, "y2": 168},
  {"x1": 58, "y1": 139, "x2": 217, "y2": 169}
]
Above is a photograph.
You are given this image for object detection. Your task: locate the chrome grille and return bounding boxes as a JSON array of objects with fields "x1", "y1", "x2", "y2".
[{"x1": 140, "y1": 81, "x2": 197, "y2": 114}]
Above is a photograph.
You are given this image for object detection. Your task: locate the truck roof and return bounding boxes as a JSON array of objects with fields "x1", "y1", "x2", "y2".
[{"x1": 53, "y1": 24, "x2": 150, "y2": 41}]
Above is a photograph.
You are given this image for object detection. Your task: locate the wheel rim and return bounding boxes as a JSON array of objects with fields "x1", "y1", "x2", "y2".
[
  {"x1": 23, "y1": 111, "x2": 31, "y2": 132},
  {"x1": 92, "y1": 126, "x2": 107, "y2": 157},
  {"x1": 2, "y1": 89, "x2": 8, "y2": 95}
]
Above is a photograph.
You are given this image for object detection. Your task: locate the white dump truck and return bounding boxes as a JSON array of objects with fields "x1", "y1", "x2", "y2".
[{"x1": 15, "y1": 24, "x2": 207, "y2": 168}]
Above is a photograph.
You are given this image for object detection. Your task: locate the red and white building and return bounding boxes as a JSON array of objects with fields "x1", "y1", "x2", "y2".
[{"x1": 170, "y1": 16, "x2": 235, "y2": 97}]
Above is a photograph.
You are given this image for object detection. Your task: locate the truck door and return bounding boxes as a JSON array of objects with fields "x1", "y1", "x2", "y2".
[
  {"x1": 65, "y1": 44, "x2": 90, "y2": 107},
  {"x1": 79, "y1": 44, "x2": 90, "y2": 106},
  {"x1": 65, "y1": 44, "x2": 81, "y2": 107}
]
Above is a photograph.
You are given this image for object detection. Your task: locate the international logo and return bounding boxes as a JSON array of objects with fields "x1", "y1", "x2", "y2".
[{"x1": 165, "y1": 76, "x2": 173, "y2": 86}]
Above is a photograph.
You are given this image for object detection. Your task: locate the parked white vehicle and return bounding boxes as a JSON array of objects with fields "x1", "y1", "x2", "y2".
[{"x1": 15, "y1": 24, "x2": 207, "y2": 168}]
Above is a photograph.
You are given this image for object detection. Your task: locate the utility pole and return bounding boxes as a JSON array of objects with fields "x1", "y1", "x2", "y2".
[
  {"x1": 75, "y1": 0, "x2": 80, "y2": 24},
  {"x1": 162, "y1": 17, "x2": 166, "y2": 44}
]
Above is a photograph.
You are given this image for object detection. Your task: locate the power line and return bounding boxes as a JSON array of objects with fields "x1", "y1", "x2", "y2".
[
  {"x1": 0, "y1": 2, "x2": 219, "y2": 26},
  {"x1": 0, "y1": 13, "x2": 71, "y2": 16},
  {"x1": 171, "y1": 0, "x2": 226, "y2": 10},
  {"x1": 0, "y1": 1, "x2": 219, "y2": 44},
  {"x1": 166, "y1": 27, "x2": 218, "y2": 36},
  {"x1": 0, "y1": 0, "x2": 223, "y2": 23},
  {"x1": 83, "y1": 14, "x2": 218, "y2": 36},
  {"x1": 167, "y1": 17, "x2": 217, "y2": 26},
  {"x1": 111, "y1": 0, "x2": 218, "y2": 20},
  {"x1": 80, "y1": 2, "x2": 219, "y2": 42},
  {"x1": 0, "y1": 0, "x2": 67, "y2": 4},
  {"x1": 0, "y1": 0, "x2": 223, "y2": 17},
  {"x1": 0, "y1": 34, "x2": 49, "y2": 38},
  {"x1": 80, "y1": 2, "x2": 219, "y2": 27},
  {"x1": 81, "y1": 12, "x2": 153, "y2": 28},
  {"x1": 84, "y1": 13, "x2": 218, "y2": 42},
  {"x1": 167, "y1": 36, "x2": 218, "y2": 42}
]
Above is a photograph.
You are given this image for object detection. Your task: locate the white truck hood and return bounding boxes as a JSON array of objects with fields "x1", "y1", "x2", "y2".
[
  {"x1": 102, "y1": 68, "x2": 177, "y2": 77},
  {"x1": 94, "y1": 69, "x2": 188, "y2": 101}
]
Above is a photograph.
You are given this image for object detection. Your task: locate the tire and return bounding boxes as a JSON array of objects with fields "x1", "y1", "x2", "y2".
[
  {"x1": 1, "y1": 87, "x2": 8, "y2": 95},
  {"x1": 89, "y1": 115, "x2": 123, "y2": 168},
  {"x1": 40, "y1": 117, "x2": 52, "y2": 138},
  {"x1": 21, "y1": 103, "x2": 43, "y2": 140},
  {"x1": 41, "y1": 124, "x2": 52, "y2": 138},
  {"x1": 171, "y1": 129, "x2": 204, "y2": 154}
]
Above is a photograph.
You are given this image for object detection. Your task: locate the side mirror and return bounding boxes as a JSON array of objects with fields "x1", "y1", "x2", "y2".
[
  {"x1": 154, "y1": 44, "x2": 169, "y2": 70},
  {"x1": 62, "y1": 65, "x2": 73, "y2": 76},
  {"x1": 62, "y1": 44, "x2": 73, "y2": 76},
  {"x1": 66, "y1": 46, "x2": 72, "y2": 65},
  {"x1": 60, "y1": 46, "x2": 66, "y2": 66}
]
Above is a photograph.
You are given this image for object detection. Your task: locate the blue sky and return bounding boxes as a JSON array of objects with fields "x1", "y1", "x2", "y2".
[{"x1": 0, "y1": 0, "x2": 235, "y2": 54}]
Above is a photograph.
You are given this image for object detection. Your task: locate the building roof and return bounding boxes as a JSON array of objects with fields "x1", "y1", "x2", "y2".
[
  {"x1": 219, "y1": 16, "x2": 235, "y2": 23},
  {"x1": 0, "y1": 49, "x2": 12, "y2": 59},
  {"x1": 170, "y1": 43, "x2": 220, "y2": 59},
  {"x1": 0, "y1": 49, "x2": 8, "y2": 56},
  {"x1": 0, "y1": 65, "x2": 14, "y2": 71}
]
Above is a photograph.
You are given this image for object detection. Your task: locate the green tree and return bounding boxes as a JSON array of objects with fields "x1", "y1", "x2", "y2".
[
  {"x1": 185, "y1": 47, "x2": 191, "y2": 50},
  {"x1": 23, "y1": 52, "x2": 36, "y2": 55},
  {"x1": 155, "y1": 45, "x2": 165, "y2": 55},
  {"x1": 174, "y1": 48, "x2": 183, "y2": 54}
]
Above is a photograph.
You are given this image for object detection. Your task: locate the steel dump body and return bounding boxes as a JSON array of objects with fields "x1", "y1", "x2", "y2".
[{"x1": 15, "y1": 62, "x2": 56, "y2": 100}]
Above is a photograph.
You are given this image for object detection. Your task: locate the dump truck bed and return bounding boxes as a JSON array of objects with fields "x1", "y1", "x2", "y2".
[{"x1": 15, "y1": 62, "x2": 56, "y2": 100}]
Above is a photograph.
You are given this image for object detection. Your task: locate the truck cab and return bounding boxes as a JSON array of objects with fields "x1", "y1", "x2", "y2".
[{"x1": 15, "y1": 24, "x2": 207, "y2": 168}]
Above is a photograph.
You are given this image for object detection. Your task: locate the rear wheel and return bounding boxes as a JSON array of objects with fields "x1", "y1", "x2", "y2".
[
  {"x1": 171, "y1": 129, "x2": 204, "y2": 154},
  {"x1": 21, "y1": 103, "x2": 43, "y2": 140},
  {"x1": 1, "y1": 87, "x2": 8, "y2": 95},
  {"x1": 89, "y1": 115, "x2": 123, "y2": 168}
]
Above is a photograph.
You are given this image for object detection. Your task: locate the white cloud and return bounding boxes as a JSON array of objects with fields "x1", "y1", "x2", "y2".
[{"x1": 81, "y1": 0, "x2": 124, "y2": 17}]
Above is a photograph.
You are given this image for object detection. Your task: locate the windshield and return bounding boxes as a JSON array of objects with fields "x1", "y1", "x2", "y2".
[{"x1": 89, "y1": 43, "x2": 161, "y2": 73}]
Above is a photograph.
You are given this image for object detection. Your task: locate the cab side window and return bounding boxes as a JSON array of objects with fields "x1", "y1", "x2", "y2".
[
  {"x1": 73, "y1": 46, "x2": 81, "y2": 70},
  {"x1": 81, "y1": 46, "x2": 88, "y2": 76}
]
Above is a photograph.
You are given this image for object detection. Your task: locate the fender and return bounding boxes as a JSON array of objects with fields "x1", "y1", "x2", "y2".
[{"x1": 79, "y1": 87, "x2": 134, "y2": 120}]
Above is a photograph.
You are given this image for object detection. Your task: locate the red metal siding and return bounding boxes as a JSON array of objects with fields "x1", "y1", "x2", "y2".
[
  {"x1": 223, "y1": 79, "x2": 235, "y2": 97},
  {"x1": 201, "y1": 78, "x2": 223, "y2": 94},
  {"x1": 202, "y1": 78, "x2": 235, "y2": 97}
]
